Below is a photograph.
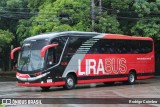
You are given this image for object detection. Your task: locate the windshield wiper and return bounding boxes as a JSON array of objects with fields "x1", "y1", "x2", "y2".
[
  {"x1": 20, "y1": 45, "x2": 31, "y2": 71},
  {"x1": 21, "y1": 55, "x2": 30, "y2": 71}
]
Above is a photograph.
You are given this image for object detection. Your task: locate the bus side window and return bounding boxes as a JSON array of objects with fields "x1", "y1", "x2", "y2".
[
  {"x1": 140, "y1": 41, "x2": 152, "y2": 53},
  {"x1": 47, "y1": 48, "x2": 56, "y2": 66},
  {"x1": 88, "y1": 39, "x2": 115, "y2": 54},
  {"x1": 47, "y1": 36, "x2": 67, "y2": 66},
  {"x1": 67, "y1": 37, "x2": 89, "y2": 56}
]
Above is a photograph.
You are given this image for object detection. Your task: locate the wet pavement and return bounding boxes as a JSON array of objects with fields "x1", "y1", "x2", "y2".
[{"x1": 0, "y1": 77, "x2": 160, "y2": 107}]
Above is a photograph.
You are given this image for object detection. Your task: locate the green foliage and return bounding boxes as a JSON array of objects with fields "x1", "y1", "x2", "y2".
[
  {"x1": 15, "y1": 0, "x2": 160, "y2": 39},
  {"x1": 0, "y1": 0, "x2": 30, "y2": 41},
  {"x1": 0, "y1": 0, "x2": 29, "y2": 13},
  {"x1": 131, "y1": 20, "x2": 160, "y2": 39},
  {"x1": 28, "y1": 0, "x2": 45, "y2": 11},
  {"x1": 0, "y1": 29, "x2": 14, "y2": 47},
  {"x1": 133, "y1": 1, "x2": 151, "y2": 17},
  {"x1": 28, "y1": 0, "x2": 90, "y2": 35},
  {"x1": 133, "y1": 0, "x2": 160, "y2": 17},
  {"x1": 0, "y1": 29, "x2": 14, "y2": 71},
  {"x1": 6, "y1": 0, "x2": 23, "y2": 8},
  {"x1": 110, "y1": 0, "x2": 133, "y2": 10},
  {"x1": 95, "y1": 13, "x2": 122, "y2": 33},
  {"x1": 131, "y1": 0, "x2": 160, "y2": 38},
  {"x1": 16, "y1": 19, "x2": 32, "y2": 42},
  {"x1": 102, "y1": 0, "x2": 133, "y2": 11}
]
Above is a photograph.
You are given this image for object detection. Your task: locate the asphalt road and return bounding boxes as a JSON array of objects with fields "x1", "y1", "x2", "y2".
[{"x1": 0, "y1": 77, "x2": 160, "y2": 107}]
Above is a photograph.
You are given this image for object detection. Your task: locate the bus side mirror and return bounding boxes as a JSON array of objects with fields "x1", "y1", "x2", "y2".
[
  {"x1": 40, "y1": 44, "x2": 58, "y2": 57},
  {"x1": 10, "y1": 47, "x2": 21, "y2": 60}
]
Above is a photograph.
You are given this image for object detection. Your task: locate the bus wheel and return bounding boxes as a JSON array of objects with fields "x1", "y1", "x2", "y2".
[
  {"x1": 63, "y1": 74, "x2": 75, "y2": 90},
  {"x1": 41, "y1": 87, "x2": 50, "y2": 91},
  {"x1": 104, "y1": 82, "x2": 114, "y2": 86},
  {"x1": 125, "y1": 72, "x2": 136, "y2": 85}
]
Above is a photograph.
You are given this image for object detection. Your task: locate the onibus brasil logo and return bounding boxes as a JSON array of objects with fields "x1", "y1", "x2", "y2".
[{"x1": 1, "y1": 98, "x2": 42, "y2": 105}]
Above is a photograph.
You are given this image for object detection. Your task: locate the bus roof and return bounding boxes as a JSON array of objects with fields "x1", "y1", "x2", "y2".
[
  {"x1": 24, "y1": 31, "x2": 153, "y2": 42},
  {"x1": 104, "y1": 34, "x2": 153, "y2": 41},
  {"x1": 24, "y1": 31, "x2": 101, "y2": 42}
]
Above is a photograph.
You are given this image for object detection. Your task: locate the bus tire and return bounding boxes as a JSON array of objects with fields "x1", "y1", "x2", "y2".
[
  {"x1": 125, "y1": 71, "x2": 136, "y2": 85},
  {"x1": 63, "y1": 74, "x2": 75, "y2": 90},
  {"x1": 41, "y1": 87, "x2": 50, "y2": 91}
]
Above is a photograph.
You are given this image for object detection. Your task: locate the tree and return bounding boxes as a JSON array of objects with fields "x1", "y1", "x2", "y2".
[
  {"x1": 131, "y1": 20, "x2": 160, "y2": 39},
  {"x1": 28, "y1": 0, "x2": 90, "y2": 35},
  {"x1": 131, "y1": 0, "x2": 160, "y2": 39},
  {"x1": 94, "y1": 12, "x2": 122, "y2": 33},
  {"x1": 0, "y1": 0, "x2": 30, "y2": 71},
  {"x1": 16, "y1": 19, "x2": 32, "y2": 43},
  {"x1": 100, "y1": 0, "x2": 134, "y2": 35},
  {"x1": 0, "y1": 29, "x2": 14, "y2": 71},
  {"x1": 0, "y1": 29, "x2": 14, "y2": 46}
]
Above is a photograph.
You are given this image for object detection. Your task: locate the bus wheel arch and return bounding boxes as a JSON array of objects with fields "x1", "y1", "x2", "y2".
[
  {"x1": 124, "y1": 69, "x2": 137, "y2": 85},
  {"x1": 63, "y1": 72, "x2": 77, "y2": 90}
]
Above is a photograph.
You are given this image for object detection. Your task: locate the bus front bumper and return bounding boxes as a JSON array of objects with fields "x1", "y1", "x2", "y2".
[{"x1": 17, "y1": 81, "x2": 65, "y2": 87}]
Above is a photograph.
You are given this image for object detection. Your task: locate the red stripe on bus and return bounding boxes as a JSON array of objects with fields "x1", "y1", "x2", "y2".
[
  {"x1": 17, "y1": 72, "x2": 30, "y2": 78},
  {"x1": 17, "y1": 81, "x2": 65, "y2": 87},
  {"x1": 137, "y1": 76, "x2": 154, "y2": 80},
  {"x1": 77, "y1": 77, "x2": 128, "y2": 84},
  {"x1": 103, "y1": 34, "x2": 153, "y2": 40}
]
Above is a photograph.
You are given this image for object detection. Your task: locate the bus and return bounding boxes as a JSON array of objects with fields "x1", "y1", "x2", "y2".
[{"x1": 11, "y1": 31, "x2": 155, "y2": 91}]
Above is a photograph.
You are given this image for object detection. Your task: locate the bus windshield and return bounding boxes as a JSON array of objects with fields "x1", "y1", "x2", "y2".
[{"x1": 17, "y1": 40, "x2": 48, "y2": 71}]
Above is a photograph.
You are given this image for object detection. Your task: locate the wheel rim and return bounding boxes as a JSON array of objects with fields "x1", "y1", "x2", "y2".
[
  {"x1": 67, "y1": 77, "x2": 74, "y2": 87},
  {"x1": 129, "y1": 73, "x2": 135, "y2": 83}
]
